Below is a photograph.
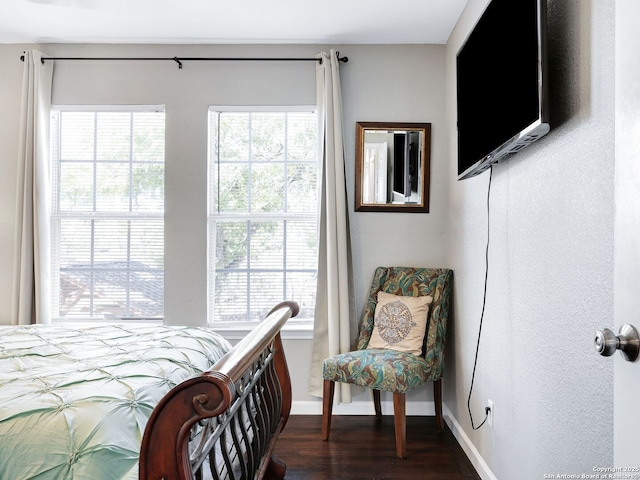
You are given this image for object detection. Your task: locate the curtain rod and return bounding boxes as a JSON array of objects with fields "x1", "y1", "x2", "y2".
[{"x1": 20, "y1": 52, "x2": 348, "y2": 69}]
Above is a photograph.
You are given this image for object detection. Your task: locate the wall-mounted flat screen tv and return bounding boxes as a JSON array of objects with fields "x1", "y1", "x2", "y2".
[{"x1": 456, "y1": 0, "x2": 550, "y2": 180}]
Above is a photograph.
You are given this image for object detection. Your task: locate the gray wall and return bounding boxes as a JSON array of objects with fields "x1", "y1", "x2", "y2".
[
  {"x1": 444, "y1": 0, "x2": 614, "y2": 478},
  {"x1": 0, "y1": 43, "x2": 447, "y2": 411}
]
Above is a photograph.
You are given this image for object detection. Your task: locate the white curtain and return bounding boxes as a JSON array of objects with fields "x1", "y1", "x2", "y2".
[
  {"x1": 11, "y1": 50, "x2": 53, "y2": 325},
  {"x1": 308, "y1": 50, "x2": 355, "y2": 401}
]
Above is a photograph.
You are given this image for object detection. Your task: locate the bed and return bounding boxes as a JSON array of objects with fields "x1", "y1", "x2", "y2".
[{"x1": 0, "y1": 301, "x2": 297, "y2": 480}]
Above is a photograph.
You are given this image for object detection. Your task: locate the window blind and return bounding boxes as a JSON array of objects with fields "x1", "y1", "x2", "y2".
[
  {"x1": 51, "y1": 108, "x2": 165, "y2": 320},
  {"x1": 207, "y1": 109, "x2": 318, "y2": 325}
]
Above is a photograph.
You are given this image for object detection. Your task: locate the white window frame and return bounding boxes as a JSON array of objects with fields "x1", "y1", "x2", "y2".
[
  {"x1": 207, "y1": 106, "x2": 318, "y2": 338},
  {"x1": 50, "y1": 104, "x2": 165, "y2": 324}
]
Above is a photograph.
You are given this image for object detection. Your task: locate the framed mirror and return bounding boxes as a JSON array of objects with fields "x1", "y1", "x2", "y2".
[{"x1": 355, "y1": 122, "x2": 431, "y2": 212}]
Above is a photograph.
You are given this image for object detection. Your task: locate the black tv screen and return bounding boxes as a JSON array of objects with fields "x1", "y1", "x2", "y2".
[{"x1": 456, "y1": 0, "x2": 549, "y2": 180}]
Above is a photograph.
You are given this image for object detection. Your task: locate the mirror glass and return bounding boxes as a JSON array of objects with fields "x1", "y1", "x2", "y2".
[{"x1": 355, "y1": 122, "x2": 431, "y2": 212}]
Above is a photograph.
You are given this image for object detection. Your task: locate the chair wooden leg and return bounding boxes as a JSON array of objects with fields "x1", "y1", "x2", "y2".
[
  {"x1": 321, "y1": 380, "x2": 335, "y2": 440},
  {"x1": 392, "y1": 393, "x2": 407, "y2": 459},
  {"x1": 433, "y1": 379, "x2": 443, "y2": 432},
  {"x1": 372, "y1": 389, "x2": 382, "y2": 417}
]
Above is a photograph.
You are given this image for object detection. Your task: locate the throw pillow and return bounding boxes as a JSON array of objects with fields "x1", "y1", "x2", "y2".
[{"x1": 367, "y1": 291, "x2": 432, "y2": 356}]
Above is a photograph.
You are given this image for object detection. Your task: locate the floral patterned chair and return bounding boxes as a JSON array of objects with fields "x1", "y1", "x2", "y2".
[{"x1": 321, "y1": 267, "x2": 453, "y2": 458}]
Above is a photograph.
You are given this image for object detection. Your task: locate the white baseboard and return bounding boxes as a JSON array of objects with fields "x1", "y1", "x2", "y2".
[
  {"x1": 442, "y1": 405, "x2": 498, "y2": 480},
  {"x1": 290, "y1": 400, "x2": 497, "y2": 480},
  {"x1": 291, "y1": 400, "x2": 435, "y2": 416}
]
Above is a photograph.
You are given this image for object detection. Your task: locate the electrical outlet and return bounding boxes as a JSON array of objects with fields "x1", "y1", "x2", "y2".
[{"x1": 487, "y1": 400, "x2": 494, "y2": 428}]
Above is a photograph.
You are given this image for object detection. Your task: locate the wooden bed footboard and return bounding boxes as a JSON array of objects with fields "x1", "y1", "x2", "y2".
[{"x1": 139, "y1": 301, "x2": 299, "y2": 480}]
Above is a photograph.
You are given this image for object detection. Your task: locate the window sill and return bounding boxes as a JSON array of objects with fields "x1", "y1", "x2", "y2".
[
  {"x1": 209, "y1": 322, "x2": 314, "y2": 341},
  {"x1": 52, "y1": 318, "x2": 163, "y2": 326},
  {"x1": 51, "y1": 319, "x2": 314, "y2": 341}
]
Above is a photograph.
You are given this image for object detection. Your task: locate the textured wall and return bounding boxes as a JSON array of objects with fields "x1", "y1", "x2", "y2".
[
  {"x1": 444, "y1": 0, "x2": 615, "y2": 478},
  {"x1": 614, "y1": 0, "x2": 640, "y2": 466}
]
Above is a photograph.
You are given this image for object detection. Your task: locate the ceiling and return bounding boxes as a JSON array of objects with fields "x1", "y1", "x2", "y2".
[{"x1": 0, "y1": 0, "x2": 469, "y2": 45}]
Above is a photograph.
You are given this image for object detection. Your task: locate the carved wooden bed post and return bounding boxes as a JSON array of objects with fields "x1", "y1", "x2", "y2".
[{"x1": 139, "y1": 301, "x2": 298, "y2": 480}]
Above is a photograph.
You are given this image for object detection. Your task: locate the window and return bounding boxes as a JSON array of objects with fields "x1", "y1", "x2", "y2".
[
  {"x1": 50, "y1": 107, "x2": 165, "y2": 320},
  {"x1": 208, "y1": 108, "x2": 318, "y2": 327}
]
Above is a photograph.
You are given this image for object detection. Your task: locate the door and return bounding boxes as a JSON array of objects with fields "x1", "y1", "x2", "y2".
[
  {"x1": 614, "y1": 0, "x2": 640, "y2": 465},
  {"x1": 363, "y1": 142, "x2": 388, "y2": 204}
]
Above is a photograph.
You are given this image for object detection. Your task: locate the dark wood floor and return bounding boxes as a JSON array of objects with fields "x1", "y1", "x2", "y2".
[{"x1": 272, "y1": 415, "x2": 480, "y2": 480}]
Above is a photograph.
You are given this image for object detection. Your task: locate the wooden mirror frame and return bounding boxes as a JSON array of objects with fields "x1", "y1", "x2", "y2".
[{"x1": 355, "y1": 122, "x2": 431, "y2": 213}]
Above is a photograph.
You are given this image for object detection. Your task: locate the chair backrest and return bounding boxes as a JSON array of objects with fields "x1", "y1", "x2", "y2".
[{"x1": 356, "y1": 267, "x2": 453, "y2": 376}]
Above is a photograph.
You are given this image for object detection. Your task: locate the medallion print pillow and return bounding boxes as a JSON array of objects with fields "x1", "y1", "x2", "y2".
[{"x1": 367, "y1": 292, "x2": 433, "y2": 355}]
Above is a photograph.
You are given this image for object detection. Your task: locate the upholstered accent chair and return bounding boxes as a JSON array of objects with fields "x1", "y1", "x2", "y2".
[{"x1": 321, "y1": 267, "x2": 453, "y2": 458}]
